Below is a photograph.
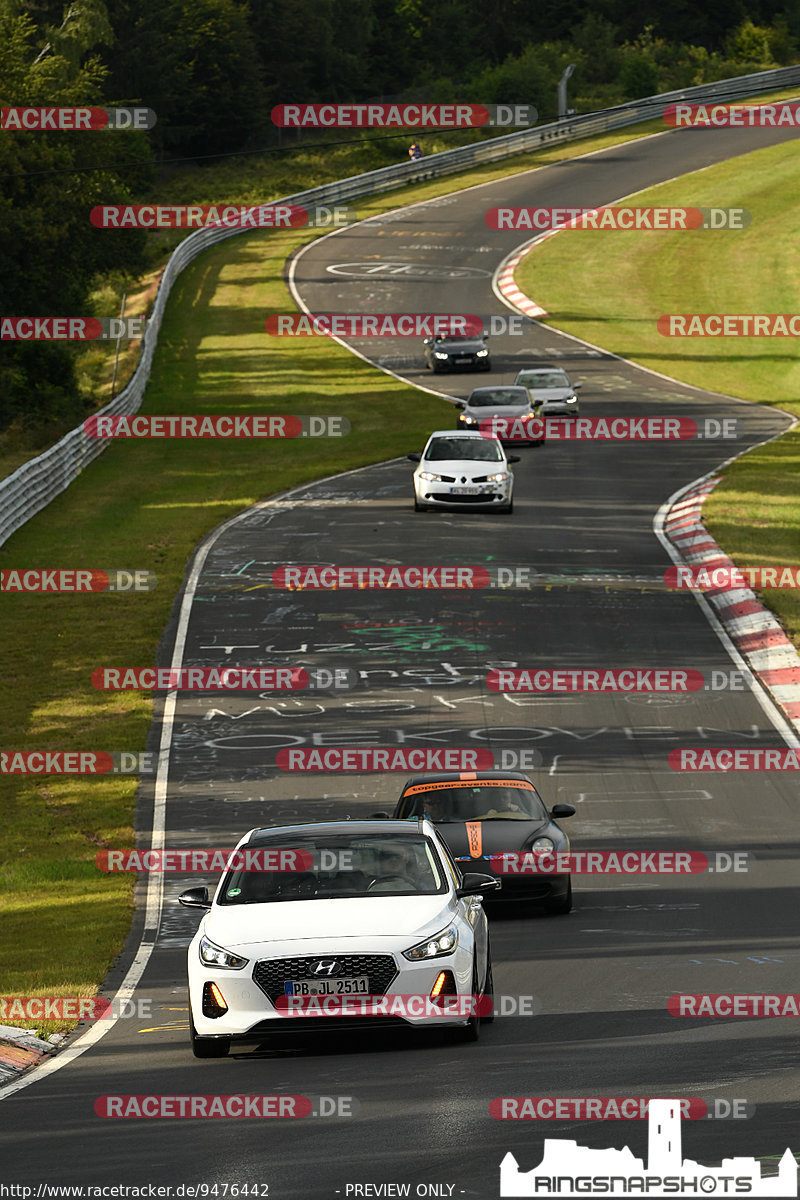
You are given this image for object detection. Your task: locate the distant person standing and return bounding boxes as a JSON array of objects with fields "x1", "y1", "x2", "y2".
[{"x1": 408, "y1": 141, "x2": 422, "y2": 161}]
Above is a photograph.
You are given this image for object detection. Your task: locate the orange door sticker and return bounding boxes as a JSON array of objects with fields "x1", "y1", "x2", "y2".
[{"x1": 466, "y1": 821, "x2": 483, "y2": 858}]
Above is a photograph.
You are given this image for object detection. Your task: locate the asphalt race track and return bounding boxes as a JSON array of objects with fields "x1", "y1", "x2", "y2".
[{"x1": 3, "y1": 124, "x2": 800, "y2": 1198}]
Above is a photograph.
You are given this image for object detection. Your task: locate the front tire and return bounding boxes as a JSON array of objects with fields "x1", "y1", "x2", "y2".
[
  {"x1": 457, "y1": 964, "x2": 481, "y2": 1042},
  {"x1": 544, "y1": 878, "x2": 572, "y2": 915},
  {"x1": 480, "y1": 947, "x2": 494, "y2": 1024},
  {"x1": 191, "y1": 1016, "x2": 230, "y2": 1058}
]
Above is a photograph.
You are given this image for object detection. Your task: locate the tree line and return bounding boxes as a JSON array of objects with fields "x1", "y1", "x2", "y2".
[{"x1": 1, "y1": 0, "x2": 798, "y2": 439}]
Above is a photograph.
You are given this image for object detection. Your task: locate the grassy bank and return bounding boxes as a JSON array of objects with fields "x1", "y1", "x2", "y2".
[{"x1": 515, "y1": 137, "x2": 800, "y2": 645}]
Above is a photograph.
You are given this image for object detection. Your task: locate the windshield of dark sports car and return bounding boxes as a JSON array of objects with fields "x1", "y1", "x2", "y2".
[
  {"x1": 397, "y1": 785, "x2": 549, "y2": 823},
  {"x1": 424, "y1": 438, "x2": 504, "y2": 461},
  {"x1": 217, "y1": 833, "x2": 447, "y2": 903},
  {"x1": 467, "y1": 390, "x2": 530, "y2": 408},
  {"x1": 517, "y1": 370, "x2": 570, "y2": 389}
]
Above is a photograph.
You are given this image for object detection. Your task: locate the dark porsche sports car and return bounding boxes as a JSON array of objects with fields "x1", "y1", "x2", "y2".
[{"x1": 390, "y1": 770, "x2": 576, "y2": 913}]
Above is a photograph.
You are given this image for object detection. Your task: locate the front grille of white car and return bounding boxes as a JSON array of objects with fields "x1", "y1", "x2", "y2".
[{"x1": 253, "y1": 954, "x2": 399, "y2": 1003}]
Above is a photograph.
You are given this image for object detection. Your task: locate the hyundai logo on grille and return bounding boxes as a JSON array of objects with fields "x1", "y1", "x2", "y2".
[{"x1": 311, "y1": 960, "x2": 339, "y2": 975}]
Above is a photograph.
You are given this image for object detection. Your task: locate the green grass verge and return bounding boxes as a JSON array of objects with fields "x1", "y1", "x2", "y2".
[
  {"x1": 3, "y1": 87, "x2": 800, "y2": 1035},
  {"x1": 516, "y1": 137, "x2": 800, "y2": 646}
]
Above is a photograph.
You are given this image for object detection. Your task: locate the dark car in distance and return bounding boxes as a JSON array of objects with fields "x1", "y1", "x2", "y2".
[{"x1": 423, "y1": 334, "x2": 491, "y2": 373}]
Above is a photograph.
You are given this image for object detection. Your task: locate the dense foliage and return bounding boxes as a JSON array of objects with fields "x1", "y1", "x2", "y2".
[{"x1": 1, "y1": 0, "x2": 798, "y2": 435}]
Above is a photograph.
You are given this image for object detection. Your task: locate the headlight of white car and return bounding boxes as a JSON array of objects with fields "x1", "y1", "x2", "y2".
[
  {"x1": 566, "y1": 395, "x2": 577, "y2": 403},
  {"x1": 419, "y1": 470, "x2": 445, "y2": 482},
  {"x1": 403, "y1": 925, "x2": 459, "y2": 961},
  {"x1": 199, "y1": 934, "x2": 249, "y2": 970},
  {"x1": 484, "y1": 471, "x2": 509, "y2": 483},
  {"x1": 476, "y1": 349, "x2": 489, "y2": 357}
]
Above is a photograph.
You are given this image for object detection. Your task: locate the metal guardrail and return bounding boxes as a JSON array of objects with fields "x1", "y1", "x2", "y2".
[{"x1": 2, "y1": 64, "x2": 799, "y2": 547}]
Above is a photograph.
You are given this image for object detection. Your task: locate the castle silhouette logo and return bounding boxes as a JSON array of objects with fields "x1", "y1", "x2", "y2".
[{"x1": 500, "y1": 1099, "x2": 797, "y2": 1196}]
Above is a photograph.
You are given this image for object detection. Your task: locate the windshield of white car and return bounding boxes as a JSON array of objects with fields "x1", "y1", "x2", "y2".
[
  {"x1": 217, "y1": 834, "x2": 448, "y2": 903},
  {"x1": 424, "y1": 439, "x2": 504, "y2": 461},
  {"x1": 398, "y1": 785, "x2": 549, "y2": 823},
  {"x1": 467, "y1": 392, "x2": 529, "y2": 408},
  {"x1": 517, "y1": 371, "x2": 570, "y2": 389}
]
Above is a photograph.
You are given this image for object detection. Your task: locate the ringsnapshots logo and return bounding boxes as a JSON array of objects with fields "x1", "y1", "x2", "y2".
[
  {"x1": 90, "y1": 204, "x2": 354, "y2": 229},
  {"x1": 271, "y1": 103, "x2": 537, "y2": 128},
  {"x1": 486, "y1": 206, "x2": 749, "y2": 231},
  {"x1": 1, "y1": 106, "x2": 156, "y2": 130},
  {"x1": 499, "y1": 1098, "x2": 797, "y2": 1197},
  {"x1": 84, "y1": 415, "x2": 348, "y2": 437},
  {"x1": 0, "y1": 569, "x2": 156, "y2": 592},
  {"x1": 1, "y1": 318, "x2": 147, "y2": 340},
  {"x1": 664, "y1": 101, "x2": 800, "y2": 127}
]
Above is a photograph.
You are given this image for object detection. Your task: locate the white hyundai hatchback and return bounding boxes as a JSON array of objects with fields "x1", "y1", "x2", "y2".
[
  {"x1": 179, "y1": 820, "x2": 498, "y2": 1057},
  {"x1": 408, "y1": 430, "x2": 519, "y2": 513}
]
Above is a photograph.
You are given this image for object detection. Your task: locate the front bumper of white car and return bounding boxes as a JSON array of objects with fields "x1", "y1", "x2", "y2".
[{"x1": 188, "y1": 933, "x2": 478, "y2": 1037}]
